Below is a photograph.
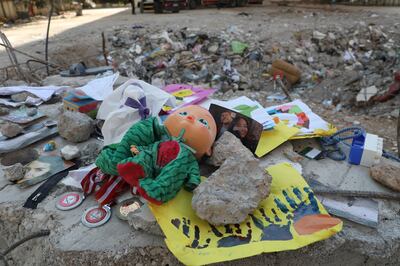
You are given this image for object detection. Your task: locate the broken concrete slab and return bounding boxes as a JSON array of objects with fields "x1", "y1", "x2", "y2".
[{"x1": 192, "y1": 157, "x2": 271, "y2": 225}]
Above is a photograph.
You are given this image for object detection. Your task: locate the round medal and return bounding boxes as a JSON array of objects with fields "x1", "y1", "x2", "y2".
[
  {"x1": 81, "y1": 205, "x2": 111, "y2": 228},
  {"x1": 56, "y1": 192, "x2": 84, "y2": 211}
]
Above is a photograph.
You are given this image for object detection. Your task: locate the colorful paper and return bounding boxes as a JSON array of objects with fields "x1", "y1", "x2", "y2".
[
  {"x1": 163, "y1": 84, "x2": 215, "y2": 113},
  {"x1": 265, "y1": 100, "x2": 336, "y2": 138},
  {"x1": 149, "y1": 163, "x2": 342, "y2": 265}
]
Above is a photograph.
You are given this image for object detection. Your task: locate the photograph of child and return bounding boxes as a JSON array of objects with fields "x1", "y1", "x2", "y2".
[
  {"x1": 209, "y1": 104, "x2": 263, "y2": 153},
  {"x1": 218, "y1": 111, "x2": 236, "y2": 138}
]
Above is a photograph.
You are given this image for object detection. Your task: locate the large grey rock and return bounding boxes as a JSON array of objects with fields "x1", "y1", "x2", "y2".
[
  {"x1": 370, "y1": 162, "x2": 400, "y2": 192},
  {"x1": 127, "y1": 204, "x2": 164, "y2": 236},
  {"x1": 0, "y1": 122, "x2": 23, "y2": 138},
  {"x1": 192, "y1": 157, "x2": 272, "y2": 225},
  {"x1": 2, "y1": 163, "x2": 26, "y2": 182},
  {"x1": 58, "y1": 111, "x2": 94, "y2": 143},
  {"x1": 207, "y1": 131, "x2": 253, "y2": 166}
]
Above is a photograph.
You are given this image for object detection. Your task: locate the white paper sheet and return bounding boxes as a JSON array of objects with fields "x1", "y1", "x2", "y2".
[
  {"x1": 0, "y1": 85, "x2": 65, "y2": 101},
  {"x1": 76, "y1": 72, "x2": 119, "y2": 101},
  {"x1": 265, "y1": 99, "x2": 331, "y2": 135}
]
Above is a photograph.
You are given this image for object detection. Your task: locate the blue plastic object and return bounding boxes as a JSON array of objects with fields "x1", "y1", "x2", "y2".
[{"x1": 348, "y1": 131, "x2": 366, "y2": 165}]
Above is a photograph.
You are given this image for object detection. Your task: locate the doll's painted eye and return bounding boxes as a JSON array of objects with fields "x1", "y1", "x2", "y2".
[
  {"x1": 198, "y1": 118, "x2": 209, "y2": 128},
  {"x1": 179, "y1": 111, "x2": 188, "y2": 116}
]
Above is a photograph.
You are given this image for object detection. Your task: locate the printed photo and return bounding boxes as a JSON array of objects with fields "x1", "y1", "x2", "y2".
[{"x1": 209, "y1": 104, "x2": 263, "y2": 153}]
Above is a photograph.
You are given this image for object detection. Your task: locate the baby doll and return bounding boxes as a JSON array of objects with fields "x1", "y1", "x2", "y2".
[{"x1": 83, "y1": 105, "x2": 217, "y2": 205}]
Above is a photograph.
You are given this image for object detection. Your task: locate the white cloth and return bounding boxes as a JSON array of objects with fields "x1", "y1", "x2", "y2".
[{"x1": 97, "y1": 79, "x2": 175, "y2": 146}]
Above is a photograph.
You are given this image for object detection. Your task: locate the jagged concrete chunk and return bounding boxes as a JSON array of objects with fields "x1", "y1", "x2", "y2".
[
  {"x1": 60, "y1": 145, "x2": 81, "y2": 160},
  {"x1": 58, "y1": 111, "x2": 94, "y2": 143},
  {"x1": 370, "y1": 162, "x2": 400, "y2": 192},
  {"x1": 207, "y1": 131, "x2": 253, "y2": 166},
  {"x1": 127, "y1": 204, "x2": 164, "y2": 236},
  {"x1": 192, "y1": 157, "x2": 272, "y2": 225},
  {"x1": 2, "y1": 163, "x2": 27, "y2": 182},
  {"x1": 1, "y1": 122, "x2": 23, "y2": 138}
]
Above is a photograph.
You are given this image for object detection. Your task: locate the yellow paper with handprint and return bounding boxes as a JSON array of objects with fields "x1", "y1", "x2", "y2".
[{"x1": 149, "y1": 163, "x2": 342, "y2": 265}]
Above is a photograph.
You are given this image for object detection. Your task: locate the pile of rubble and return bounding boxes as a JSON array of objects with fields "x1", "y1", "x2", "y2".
[{"x1": 108, "y1": 22, "x2": 399, "y2": 114}]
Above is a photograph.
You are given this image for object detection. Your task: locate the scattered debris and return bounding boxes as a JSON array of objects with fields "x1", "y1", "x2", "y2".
[
  {"x1": 373, "y1": 71, "x2": 400, "y2": 103},
  {"x1": 58, "y1": 110, "x2": 94, "y2": 143},
  {"x1": 271, "y1": 59, "x2": 301, "y2": 85},
  {"x1": 357, "y1": 85, "x2": 378, "y2": 104}
]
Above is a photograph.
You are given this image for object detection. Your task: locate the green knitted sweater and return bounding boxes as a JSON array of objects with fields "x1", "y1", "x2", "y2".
[{"x1": 95, "y1": 117, "x2": 200, "y2": 203}]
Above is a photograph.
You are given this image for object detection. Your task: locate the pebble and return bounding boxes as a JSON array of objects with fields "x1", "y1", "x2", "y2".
[
  {"x1": 0, "y1": 122, "x2": 23, "y2": 138},
  {"x1": 26, "y1": 108, "x2": 38, "y2": 117},
  {"x1": 0, "y1": 107, "x2": 10, "y2": 116},
  {"x1": 2, "y1": 163, "x2": 26, "y2": 182},
  {"x1": 60, "y1": 145, "x2": 81, "y2": 160}
]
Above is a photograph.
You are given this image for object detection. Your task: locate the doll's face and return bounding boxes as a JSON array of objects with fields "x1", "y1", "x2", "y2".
[{"x1": 164, "y1": 105, "x2": 217, "y2": 159}]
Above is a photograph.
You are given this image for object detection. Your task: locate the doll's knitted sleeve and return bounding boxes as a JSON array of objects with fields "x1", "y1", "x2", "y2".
[
  {"x1": 138, "y1": 144, "x2": 200, "y2": 203},
  {"x1": 96, "y1": 117, "x2": 166, "y2": 176}
]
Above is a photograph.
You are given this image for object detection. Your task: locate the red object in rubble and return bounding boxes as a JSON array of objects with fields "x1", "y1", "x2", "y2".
[{"x1": 373, "y1": 71, "x2": 400, "y2": 102}]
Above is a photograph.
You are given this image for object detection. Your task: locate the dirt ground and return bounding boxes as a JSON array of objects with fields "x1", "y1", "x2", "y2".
[{"x1": 0, "y1": 3, "x2": 399, "y2": 153}]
